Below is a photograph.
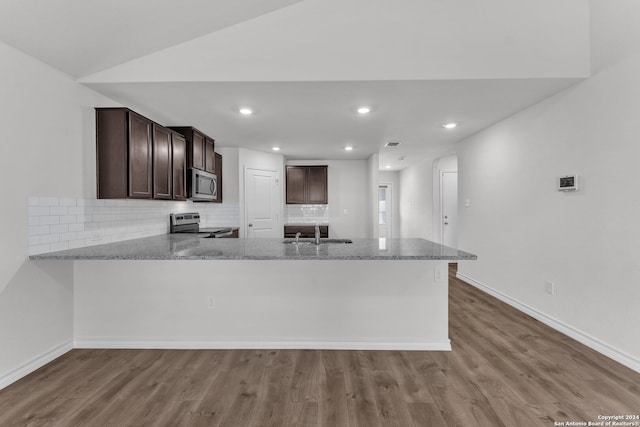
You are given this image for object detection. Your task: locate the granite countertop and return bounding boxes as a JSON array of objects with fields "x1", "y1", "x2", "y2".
[{"x1": 29, "y1": 234, "x2": 477, "y2": 261}]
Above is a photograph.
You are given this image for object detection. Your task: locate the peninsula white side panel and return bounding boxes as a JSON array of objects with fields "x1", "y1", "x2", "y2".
[{"x1": 73, "y1": 260, "x2": 449, "y2": 350}]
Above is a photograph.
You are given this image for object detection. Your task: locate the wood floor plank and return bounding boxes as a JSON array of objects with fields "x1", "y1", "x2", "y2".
[
  {"x1": 407, "y1": 402, "x2": 448, "y2": 427},
  {"x1": 371, "y1": 370, "x2": 416, "y2": 427},
  {"x1": 344, "y1": 351, "x2": 383, "y2": 427},
  {"x1": 251, "y1": 350, "x2": 295, "y2": 427},
  {"x1": 318, "y1": 350, "x2": 349, "y2": 427},
  {"x1": 1, "y1": 264, "x2": 639, "y2": 426},
  {"x1": 290, "y1": 349, "x2": 321, "y2": 403},
  {"x1": 207, "y1": 349, "x2": 272, "y2": 427}
]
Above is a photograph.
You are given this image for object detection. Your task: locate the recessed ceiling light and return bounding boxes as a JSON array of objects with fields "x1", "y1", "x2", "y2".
[
  {"x1": 442, "y1": 122, "x2": 458, "y2": 129},
  {"x1": 239, "y1": 107, "x2": 253, "y2": 115},
  {"x1": 385, "y1": 165, "x2": 392, "y2": 169},
  {"x1": 345, "y1": 146, "x2": 354, "y2": 151},
  {"x1": 357, "y1": 106, "x2": 371, "y2": 115},
  {"x1": 272, "y1": 146, "x2": 281, "y2": 151}
]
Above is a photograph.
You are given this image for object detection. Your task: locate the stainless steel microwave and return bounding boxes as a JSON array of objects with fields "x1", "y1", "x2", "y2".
[{"x1": 190, "y1": 169, "x2": 217, "y2": 201}]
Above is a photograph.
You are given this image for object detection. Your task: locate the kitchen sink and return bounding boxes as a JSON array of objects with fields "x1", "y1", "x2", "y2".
[{"x1": 283, "y1": 238, "x2": 353, "y2": 244}]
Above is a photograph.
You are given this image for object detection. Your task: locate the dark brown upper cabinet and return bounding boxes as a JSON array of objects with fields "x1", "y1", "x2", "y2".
[
  {"x1": 96, "y1": 108, "x2": 152, "y2": 199},
  {"x1": 286, "y1": 165, "x2": 328, "y2": 204},
  {"x1": 152, "y1": 124, "x2": 172, "y2": 200},
  {"x1": 170, "y1": 126, "x2": 215, "y2": 173},
  {"x1": 171, "y1": 132, "x2": 187, "y2": 201},
  {"x1": 97, "y1": 108, "x2": 189, "y2": 201},
  {"x1": 205, "y1": 137, "x2": 215, "y2": 174},
  {"x1": 213, "y1": 152, "x2": 223, "y2": 203}
]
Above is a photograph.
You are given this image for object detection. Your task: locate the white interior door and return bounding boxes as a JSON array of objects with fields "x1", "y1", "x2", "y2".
[
  {"x1": 441, "y1": 171, "x2": 458, "y2": 248},
  {"x1": 378, "y1": 184, "x2": 392, "y2": 238},
  {"x1": 245, "y1": 168, "x2": 279, "y2": 238}
]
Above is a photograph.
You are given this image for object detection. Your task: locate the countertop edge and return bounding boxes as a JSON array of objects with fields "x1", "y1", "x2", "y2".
[{"x1": 29, "y1": 255, "x2": 478, "y2": 261}]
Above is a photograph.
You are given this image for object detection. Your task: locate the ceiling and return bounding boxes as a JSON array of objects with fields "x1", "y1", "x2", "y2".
[{"x1": 0, "y1": 0, "x2": 591, "y2": 170}]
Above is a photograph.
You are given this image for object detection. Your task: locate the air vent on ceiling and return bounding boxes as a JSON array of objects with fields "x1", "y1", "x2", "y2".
[{"x1": 384, "y1": 141, "x2": 401, "y2": 147}]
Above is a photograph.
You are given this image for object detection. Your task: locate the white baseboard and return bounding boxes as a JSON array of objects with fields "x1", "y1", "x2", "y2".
[
  {"x1": 456, "y1": 272, "x2": 640, "y2": 374},
  {"x1": 74, "y1": 337, "x2": 451, "y2": 351},
  {"x1": 0, "y1": 340, "x2": 73, "y2": 391}
]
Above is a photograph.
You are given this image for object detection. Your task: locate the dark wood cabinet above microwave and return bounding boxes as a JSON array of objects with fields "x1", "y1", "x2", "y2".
[
  {"x1": 169, "y1": 126, "x2": 215, "y2": 174},
  {"x1": 96, "y1": 108, "x2": 187, "y2": 200},
  {"x1": 286, "y1": 165, "x2": 328, "y2": 204}
]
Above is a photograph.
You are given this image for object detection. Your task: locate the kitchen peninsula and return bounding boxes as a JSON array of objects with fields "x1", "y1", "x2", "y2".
[{"x1": 32, "y1": 236, "x2": 476, "y2": 351}]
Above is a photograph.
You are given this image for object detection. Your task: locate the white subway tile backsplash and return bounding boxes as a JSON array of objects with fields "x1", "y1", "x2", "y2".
[
  {"x1": 60, "y1": 215, "x2": 77, "y2": 224},
  {"x1": 50, "y1": 242, "x2": 69, "y2": 252},
  {"x1": 40, "y1": 216, "x2": 60, "y2": 225},
  {"x1": 68, "y1": 223, "x2": 84, "y2": 232},
  {"x1": 29, "y1": 207, "x2": 49, "y2": 216},
  {"x1": 50, "y1": 224, "x2": 69, "y2": 233},
  {"x1": 41, "y1": 234, "x2": 60, "y2": 244},
  {"x1": 59, "y1": 198, "x2": 77, "y2": 207},
  {"x1": 50, "y1": 207, "x2": 68, "y2": 215},
  {"x1": 29, "y1": 225, "x2": 50, "y2": 236},
  {"x1": 39, "y1": 197, "x2": 60, "y2": 207},
  {"x1": 30, "y1": 244, "x2": 51, "y2": 255},
  {"x1": 68, "y1": 239, "x2": 87, "y2": 249},
  {"x1": 284, "y1": 204, "x2": 330, "y2": 224},
  {"x1": 27, "y1": 197, "x2": 240, "y2": 255}
]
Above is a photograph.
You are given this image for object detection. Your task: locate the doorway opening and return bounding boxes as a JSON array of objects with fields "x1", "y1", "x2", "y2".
[
  {"x1": 433, "y1": 154, "x2": 458, "y2": 248},
  {"x1": 378, "y1": 183, "x2": 393, "y2": 238},
  {"x1": 440, "y1": 171, "x2": 458, "y2": 248}
]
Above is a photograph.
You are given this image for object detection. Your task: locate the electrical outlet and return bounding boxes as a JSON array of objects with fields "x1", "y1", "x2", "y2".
[
  {"x1": 207, "y1": 296, "x2": 216, "y2": 309},
  {"x1": 435, "y1": 268, "x2": 442, "y2": 281},
  {"x1": 545, "y1": 281, "x2": 555, "y2": 296}
]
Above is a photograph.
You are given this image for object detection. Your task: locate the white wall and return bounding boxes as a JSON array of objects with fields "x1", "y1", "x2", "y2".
[
  {"x1": 398, "y1": 155, "x2": 436, "y2": 239},
  {"x1": 456, "y1": 0, "x2": 640, "y2": 371},
  {"x1": 378, "y1": 171, "x2": 400, "y2": 238},
  {"x1": 286, "y1": 159, "x2": 370, "y2": 238},
  {"x1": 0, "y1": 41, "x2": 121, "y2": 388},
  {"x1": 218, "y1": 146, "x2": 240, "y2": 205}
]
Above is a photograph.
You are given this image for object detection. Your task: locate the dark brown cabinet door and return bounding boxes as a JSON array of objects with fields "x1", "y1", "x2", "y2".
[
  {"x1": 192, "y1": 131, "x2": 205, "y2": 171},
  {"x1": 169, "y1": 127, "x2": 215, "y2": 173},
  {"x1": 307, "y1": 166, "x2": 328, "y2": 204},
  {"x1": 286, "y1": 165, "x2": 328, "y2": 204},
  {"x1": 128, "y1": 111, "x2": 153, "y2": 199},
  {"x1": 172, "y1": 132, "x2": 187, "y2": 200},
  {"x1": 152, "y1": 124, "x2": 172, "y2": 200},
  {"x1": 286, "y1": 166, "x2": 307, "y2": 204},
  {"x1": 205, "y1": 137, "x2": 215, "y2": 174},
  {"x1": 96, "y1": 108, "x2": 128, "y2": 199},
  {"x1": 213, "y1": 152, "x2": 222, "y2": 203}
]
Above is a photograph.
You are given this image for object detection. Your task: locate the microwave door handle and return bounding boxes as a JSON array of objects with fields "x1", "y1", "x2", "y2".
[{"x1": 210, "y1": 180, "x2": 215, "y2": 195}]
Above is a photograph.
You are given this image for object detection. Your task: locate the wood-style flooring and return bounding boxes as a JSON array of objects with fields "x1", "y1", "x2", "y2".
[{"x1": 1, "y1": 265, "x2": 638, "y2": 426}]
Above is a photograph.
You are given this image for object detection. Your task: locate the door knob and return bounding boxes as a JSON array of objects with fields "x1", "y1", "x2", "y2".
[
  {"x1": 444, "y1": 222, "x2": 449, "y2": 225},
  {"x1": 248, "y1": 223, "x2": 253, "y2": 227}
]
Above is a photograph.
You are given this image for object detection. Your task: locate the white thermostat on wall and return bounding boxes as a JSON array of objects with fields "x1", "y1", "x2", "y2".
[{"x1": 557, "y1": 174, "x2": 579, "y2": 191}]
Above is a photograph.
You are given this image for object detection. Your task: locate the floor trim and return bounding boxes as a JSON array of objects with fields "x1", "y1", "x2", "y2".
[
  {"x1": 457, "y1": 271, "x2": 640, "y2": 374},
  {"x1": 0, "y1": 340, "x2": 73, "y2": 390},
  {"x1": 74, "y1": 338, "x2": 452, "y2": 351}
]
